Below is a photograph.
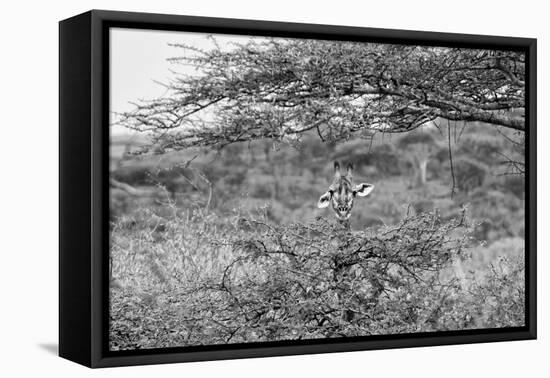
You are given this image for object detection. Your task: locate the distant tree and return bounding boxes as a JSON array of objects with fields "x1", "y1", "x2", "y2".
[
  {"x1": 453, "y1": 157, "x2": 489, "y2": 193},
  {"x1": 398, "y1": 131, "x2": 439, "y2": 186},
  {"x1": 331, "y1": 139, "x2": 370, "y2": 166},
  {"x1": 496, "y1": 130, "x2": 525, "y2": 176},
  {"x1": 468, "y1": 188, "x2": 524, "y2": 241},
  {"x1": 362, "y1": 143, "x2": 402, "y2": 177},
  {"x1": 455, "y1": 134, "x2": 503, "y2": 165},
  {"x1": 502, "y1": 175, "x2": 525, "y2": 199},
  {"x1": 115, "y1": 39, "x2": 525, "y2": 152}
]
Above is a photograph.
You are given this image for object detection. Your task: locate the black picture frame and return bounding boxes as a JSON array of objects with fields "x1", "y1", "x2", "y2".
[{"x1": 59, "y1": 9, "x2": 537, "y2": 368}]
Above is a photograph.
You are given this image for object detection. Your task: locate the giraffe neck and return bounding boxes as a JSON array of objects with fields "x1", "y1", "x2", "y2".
[{"x1": 338, "y1": 218, "x2": 351, "y2": 231}]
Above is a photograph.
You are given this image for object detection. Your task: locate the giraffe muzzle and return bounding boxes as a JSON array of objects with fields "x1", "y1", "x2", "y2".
[{"x1": 335, "y1": 206, "x2": 351, "y2": 219}]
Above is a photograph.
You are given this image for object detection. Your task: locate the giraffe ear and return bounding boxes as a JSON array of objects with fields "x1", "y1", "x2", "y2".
[
  {"x1": 317, "y1": 191, "x2": 332, "y2": 208},
  {"x1": 353, "y1": 183, "x2": 374, "y2": 197}
]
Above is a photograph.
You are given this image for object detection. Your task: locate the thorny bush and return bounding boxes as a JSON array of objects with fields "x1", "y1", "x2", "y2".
[{"x1": 110, "y1": 209, "x2": 524, "y2": 350}]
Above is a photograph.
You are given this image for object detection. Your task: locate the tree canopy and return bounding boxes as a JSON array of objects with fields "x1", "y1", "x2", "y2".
[{"x1": 116, "y1": 38, "x2": 525, "y2": 152}]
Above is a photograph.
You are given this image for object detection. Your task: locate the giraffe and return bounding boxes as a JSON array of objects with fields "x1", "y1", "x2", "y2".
[
  {"x1": 317, "y1": 161, "x2": 375, "y2": 321},
  {"x1": 317, "y1": 161, "x2": 374, "y2": 228}
]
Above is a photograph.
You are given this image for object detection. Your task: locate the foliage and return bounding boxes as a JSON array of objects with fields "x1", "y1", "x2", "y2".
[
  {"x1": 111, "y1": 122, "x2": 524, "y2": 235},
  {"x1": 467, "y1": 189, "x2": 524, "y2": 241},
  {"x1": 437, "y1": 256, "x2": 525, "y2": 329},
  {"x1": 397, "y1": 130, "x2": 438, "y2": 149},
  {"x1": 109, "y1": 206, "x2": 524, "y2": 350},
  {"x1": 115, "y1": 39, "x2": 525, "y2": 153},
  {"x1": 452, "y1": 157, "x2": 489, "y2": 193},
  {"x1": 397, "y1": 129, "x2": 440, "y2": 186},
  {"x1": 108, "y1": 36, "x2": 527, "y2": 351},
  {"x1": 454, "y1": 133, "x2": 503, "y2": 165},
  {"x1": 332, "y1": 141, "x2": 403, "y2": 178}
]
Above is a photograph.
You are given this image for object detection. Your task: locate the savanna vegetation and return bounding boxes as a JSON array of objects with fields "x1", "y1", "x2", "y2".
[{"x1": 109, "y1": 36, "x2": 526, "y2": 350}]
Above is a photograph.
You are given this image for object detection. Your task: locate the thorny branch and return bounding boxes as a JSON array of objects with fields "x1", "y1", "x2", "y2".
[
  {"x1": 115, "y1": 41, "x2": 525, "y2": 153},
  {"x1": 177, "y1": 210, "x2": 472, "y2": 341}
]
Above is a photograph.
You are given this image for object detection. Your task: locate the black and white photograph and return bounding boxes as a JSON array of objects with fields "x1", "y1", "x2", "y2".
[
  {"x1": 108, "y1": 27, "x2": 527, "y2": 351},
  {"x1": 4, "y1": 0, "x2": 549, "y2": 374}
]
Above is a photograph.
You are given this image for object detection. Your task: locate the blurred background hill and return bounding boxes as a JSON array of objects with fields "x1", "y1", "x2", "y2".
[{"x1": 111, "y1": 120, "x2": 524, "y2": 246}]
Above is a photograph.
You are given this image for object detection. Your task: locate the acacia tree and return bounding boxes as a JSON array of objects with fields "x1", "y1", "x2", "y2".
[
  {"x1": 115, "y1": 38, "x2": 525, "y2": 153},
  {"x1": 398, "y1": 131, "x2": 439, "y2": 187}
]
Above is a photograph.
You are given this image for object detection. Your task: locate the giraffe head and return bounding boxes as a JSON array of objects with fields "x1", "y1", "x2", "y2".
[{"x1": 317, "y1": 162, "x2": 374, "y2": 221}]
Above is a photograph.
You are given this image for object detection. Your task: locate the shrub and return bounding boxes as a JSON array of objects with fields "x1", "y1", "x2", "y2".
[
  {"x1": 435, "y1": 255, "x2": 525, "y2": 330},
  {"x1": 467, "y1": 256, "x2": 525, "y2": 328},
  {"x1": 468, "y1": 189, "x2": 524, "y2": 242},
  {"x1": 452, "y1": 157, "x2": 488, "y2": 193},
  {"x1": 502, "y1": 175, "x2": 525, "y2": 200},
  {"x1": 455, "y1": 134, "x2": 503, "y2": 165},
  {"x1": 111, "y1": 208, "x2": 518, "y2": 349},
  {"x1": 332, "y1": 141, "x2": 402, "y2": 178}
]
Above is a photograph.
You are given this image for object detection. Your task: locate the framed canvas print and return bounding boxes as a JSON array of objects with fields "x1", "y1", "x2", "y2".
[{"x1": 59, "y1": 10, "x2": 536, "y2": 368}]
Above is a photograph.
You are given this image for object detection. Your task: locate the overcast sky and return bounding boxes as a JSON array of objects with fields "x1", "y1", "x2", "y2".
[{"x1": 110, "y1": 27, "x2": 262, "y2": 135}]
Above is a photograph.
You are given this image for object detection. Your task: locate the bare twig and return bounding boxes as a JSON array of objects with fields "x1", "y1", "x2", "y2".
[{"x1": 447, "y1": 119, "x2": 457, "y2": 198}]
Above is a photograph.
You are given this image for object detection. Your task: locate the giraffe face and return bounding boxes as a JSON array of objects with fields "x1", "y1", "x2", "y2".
[
  {"x1": 329, "y1": 177, "x2": 355, "y2": 220},
  {"x1": 317, "y1": 162, "x2": 374, "y2": 221}
]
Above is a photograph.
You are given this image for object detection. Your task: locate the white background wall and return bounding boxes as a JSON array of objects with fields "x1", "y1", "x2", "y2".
[{"x1": 0, "y1": 0, "x2": 547, "y2": 376}]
